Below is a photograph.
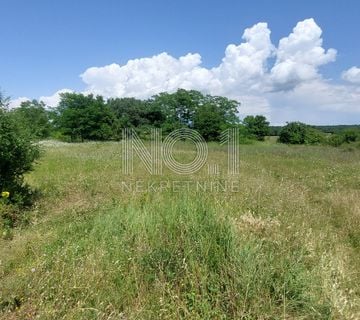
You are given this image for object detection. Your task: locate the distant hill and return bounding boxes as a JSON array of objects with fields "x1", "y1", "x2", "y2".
[{"x1": 269, "y1": 124, "x2": 360, "y2": 136}]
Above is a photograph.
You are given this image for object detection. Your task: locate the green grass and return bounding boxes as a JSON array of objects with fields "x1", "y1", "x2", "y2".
[{"x1": 1, "y1": 141, "x2": 360, "y2": 319}]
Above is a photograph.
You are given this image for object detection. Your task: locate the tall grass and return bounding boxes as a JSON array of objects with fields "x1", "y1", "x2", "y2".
[{"x1": 1, "y1": 141, "x2": 359, "y2": 319}]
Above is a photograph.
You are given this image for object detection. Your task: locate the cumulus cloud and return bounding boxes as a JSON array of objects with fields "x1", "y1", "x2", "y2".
[
  {"x1": 39, "y1": 88, "x2": 73, "y2": 107},
  {"x1": 8, "y1": 97, "x2": 30, "y2": 109},
  {"x1": 80, "y1": 18, "x2": 337, "y2": 100},
  {"x1": 79, "y1": 22, "x2": 275, "y2": 100},
  {"x1": 9, "y1": 18, "x2": 360, "y2": 123},
  {"x1": 81, "y1": 52, "x2": 219, "y2": 99},
  {"x1": 267, "y1": 79, "x2": 360, "y2": 124},
  {"x1": 270, "y1": 18, "x2": 337, "y2": 90},
  {"x1": 213, "y1": 22, "x2": 274, "y2": 94},
  {"x1": 342, "y1": 67, "x2": 360, "y2": 84}
]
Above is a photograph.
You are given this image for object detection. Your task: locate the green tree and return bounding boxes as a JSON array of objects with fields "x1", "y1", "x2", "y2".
[
  {"x1": 56, "y1": 93, "x2": 115, "y2": 141},
  {"x1": 149, "y1": 89, "x2": 240, "y2": 138},
  {"x1": 243, "y1": 115, "x2": 270, "y2": 141},
  {"x1": 149, "y1": 89, "x2": 203, "y2": 131},
  {"x1": 193, "y1": 103, "x2": 225, "y2": 141},
  {"x1": 10, "y1": 100, "x2": 52, "y2": 139},
  {"x1": 279, "y1": 122, "x2": 325, "y2": 145},
  {"x1": 108, "y1": 97, "x2": 166, "y2": 128}
]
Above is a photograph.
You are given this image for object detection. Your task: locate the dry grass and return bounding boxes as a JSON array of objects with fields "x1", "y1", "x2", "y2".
[{"x1": 1, "y1": 141, "x2": 360, "y2": 319}]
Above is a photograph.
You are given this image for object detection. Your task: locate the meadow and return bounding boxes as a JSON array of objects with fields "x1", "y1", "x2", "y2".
[{"x1": 1, "y1": 140, "x2": 360, "y2": 319}]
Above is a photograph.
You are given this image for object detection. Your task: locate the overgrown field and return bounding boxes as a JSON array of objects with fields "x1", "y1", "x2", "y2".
[{"x1": 1, "y1": 141, "x2": 360, "y2": 319}]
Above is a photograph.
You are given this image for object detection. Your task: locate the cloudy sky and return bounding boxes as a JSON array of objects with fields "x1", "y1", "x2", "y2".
[{"x1": 1, "y1": 0, "x2": 360, "y2": 125}]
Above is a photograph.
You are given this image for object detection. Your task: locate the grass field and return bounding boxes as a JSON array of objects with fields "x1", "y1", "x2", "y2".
[{"x1": 1, "y1": 141, "x2": 360, "y2": 319}]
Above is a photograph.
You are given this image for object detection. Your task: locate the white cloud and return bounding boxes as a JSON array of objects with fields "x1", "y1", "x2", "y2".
[
  {"x1": 81, "y1": 52, "x2": 220, "y2": 99},
  {"x1": 80, "y1": 18, "x2": 339, "y2": 107},
  {"x1": 238, "y1": 95, "x2": 271, "y2": 118},
  {"x1": 80, "y1": 23, "x2": 275, "y2": 100},
  {"x1": 212, "y1": 22, "x2": 274, "y2": 94},
  {"x1": 9, "y1": 18, "x2": 360, "y2": 124},
  {"x1": 8, "y1": 97, "x2": 30, "y2": 109},
  {"x1": 270, "y1": 18, "x2": 336, "y2": 90},
  {"x1": 39, "y1": 88, "x2": 73, "y2": 107},
  {"x1": 342, "y1": 67, "x2": 360, "y2": 84},
  {"x1": 267, "y1": 80, "x2": 360, "y2": 122}
]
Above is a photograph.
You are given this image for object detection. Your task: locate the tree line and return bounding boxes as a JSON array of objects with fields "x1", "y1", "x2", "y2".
[
  {"x1": 2, "y1": 88, "x2": 360, "y2": 146},
  {"x1": 3, "y1": 89, "x2": 272, "y2": 142}
]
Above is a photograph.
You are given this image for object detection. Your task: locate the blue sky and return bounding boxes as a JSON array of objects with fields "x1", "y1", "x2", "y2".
[{"x1": 1, "y1": 0, "x2": 360, "y2": 124}]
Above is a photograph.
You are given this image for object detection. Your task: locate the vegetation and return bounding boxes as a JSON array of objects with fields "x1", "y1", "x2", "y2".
[
  {"x1": 54, "y1": 93, "x2": 115, "y2": 142},
  {"x1": 10, "y1": 100, "x2": 52, "y2": 139},
  {"x1": 0, "y1": 103, "x2": 40, "y2": 202},
  {"x1": 1, "y1": 141, "x2": 359, "y2": 318},
  {"x1": 6, "y1": 88, "x2": 359, "y2": 147},
  {"x1": 51, "y1": 89, "x2": 240, "y2": 142},
  {"x1": 0, "y1": 106, "x2": 40, "y2": 238},
  {"x1": 242, "y1": 115, "x2": 270, "y2": 141},
  {"x1": 1, "y1": 87, "x2": 360, "y2": 318},
  {"x1": 278, "y1": 122, "x2": 326, "y2": 145}
]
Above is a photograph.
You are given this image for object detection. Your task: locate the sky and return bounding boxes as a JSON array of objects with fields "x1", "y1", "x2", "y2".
[{"x1": 1, "y1": 0, "x2": 360, "y2": 125}]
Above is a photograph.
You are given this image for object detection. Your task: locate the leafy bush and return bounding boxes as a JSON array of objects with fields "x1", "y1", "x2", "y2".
[
  {"x1": 243, "y1": 115, "x2": 270, "y2": 141},
  {"x1": 342, "y1": 129, "x2": 359, "y2": 143},
  {"x1": 9, "y1": 100, "x2": 52, "y2": 139},
  {"x1": 279, "y1": 122, "x2": 325, "y2": 145},
  {"x1": 55, "y1": 93, "x2": 115, "y2": 141},
  {"x1": 326, "y1": 129, "x2": 360, "y2": 147},
  {"x1": 0, "y1": 108, "x2": 40, "y2": 206},
  {"x1": 327, "y1": 134, "x2": 345, "y2": 147}
]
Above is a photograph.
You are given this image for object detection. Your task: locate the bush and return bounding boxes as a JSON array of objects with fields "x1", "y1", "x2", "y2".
[
  {"x1": 243, "y1": 115, "x2": 270, "y2": 141},
  {"x1": 279, "y1": 122, "x2": 325, "y2": 145},
  {"x1": 342, "y1": 129, "x2": 359, "y2": 143},
  {"x1": 10, "y1": 100, "x2": 52, "y2": 139},
  {"x1": 327, "y1": 134, "x2": 345, "y2": 147},
  {"x1": 0, "y1": 108, "x2": 40, "y2": 206},
  {"x1": 56, "y1": 93, "x2": 115, "y2": 141},
  {"x1": 326, "y1": 129, "x2": 360, "y2": 147}
]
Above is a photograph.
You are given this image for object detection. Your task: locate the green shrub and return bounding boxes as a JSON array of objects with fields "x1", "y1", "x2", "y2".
[
  {"x1": 56, "y1": 93, "x2": 115, "y2": 141},
  {"x1": 243, "y1": 115, "x2": 270, "y2": 141},
  {"x1": 279, "y1": 122, "x2": 325, "y2": 145},
  {"x1": 0, "y1": 108, "x2": 40, "y2": 206},
  {"x1": 342, "y1": 129, "x2": 359, "y2": 143},
  {"x1": 327, "y1": 134, "x2": 345, "y2": 147},
  {"x1": 326, "y1": 129, "x2": 360, "y2": 147},
  {"x1": 10, "y1": 100, "x2": 52, "y2": 139}
]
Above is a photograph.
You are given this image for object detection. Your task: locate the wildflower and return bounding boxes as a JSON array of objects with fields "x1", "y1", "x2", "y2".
[{"x1": 1, "y1": 191, "x2": 10, "y2": 198}]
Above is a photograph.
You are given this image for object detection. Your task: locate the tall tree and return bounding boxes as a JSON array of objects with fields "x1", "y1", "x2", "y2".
[
  {"x1": 10, "y1": 100, "x2": 52, "y2": 139},
  {"x1": 56, "y1": 93, "x2": 115, "y2": 141},
  {"x1": 243, "y1": 115, "x2": 270, "y2": 141},
  {"x1": 149, "y1": 89, "x2": 240, "y2": 136}
]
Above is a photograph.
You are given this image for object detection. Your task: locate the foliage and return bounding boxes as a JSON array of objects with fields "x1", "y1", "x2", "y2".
[
  {"x1": 243, "y1": 115, "x2": 270, "y2": 141},
  {"x1": 0, "y1": 107, "x2": 40, "y2": 209},
  {"x1": 108, "y1": 97, "x2": 166, "y2": 139},
  {"x1": 56, "y1": 93, "x2": 115, "y2": 141},
  {"x1": 326, "y1": 129, "x2": 360, "y2": 147},
  {"x1": 54, "y1": 90, "x2": 240, "y2": 141},
  {"x1": 9, "y1": 100, "x2": 52, "y2": 139},
  {"x1": 149, "y1": 89, "x2": 204, "y2": 130},
  {"x1": 342, "y1": 129, "x2": 360, "y2": 143},
  {"x1": 149, "y1": 89, "x2": 240, "y2": 138},
  {"x1": 314, "y1": 124, "x2": 360, "y2": 134},
  {"x1": 278, "y1": 122, "x2": 325, "y2": 144}
]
